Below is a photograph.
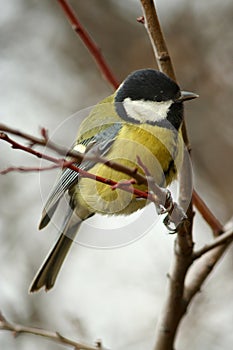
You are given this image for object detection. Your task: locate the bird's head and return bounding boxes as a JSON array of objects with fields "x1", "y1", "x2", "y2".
[{"x1": 115, "y1": 69, "x2": 198, "y2": 130}]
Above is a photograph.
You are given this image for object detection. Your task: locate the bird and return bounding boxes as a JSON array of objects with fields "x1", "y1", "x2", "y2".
[{"x1": 30, "y1": 68, "x2": 198, "y2": 292}]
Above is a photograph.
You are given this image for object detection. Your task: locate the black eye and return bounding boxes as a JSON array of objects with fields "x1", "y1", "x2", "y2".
[
  {"x1": 174, "y1": 91, "x2": 181, "y2": 101},
  {"x1": 154, "y1": 95, "x2": 162, "y2": 102}
]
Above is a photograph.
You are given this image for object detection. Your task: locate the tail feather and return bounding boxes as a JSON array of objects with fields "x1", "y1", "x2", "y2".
[
  {"x1": 29, "y1": 233, "x2": 75, "y2": 292},
  {"x1": 30, "y1": 207, "x2": 83, "y2": 293}
]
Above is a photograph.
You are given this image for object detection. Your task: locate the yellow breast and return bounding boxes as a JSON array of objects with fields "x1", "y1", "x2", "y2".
[{"x1": 72, "y1": 123, "x2": 183, "y2": 216}]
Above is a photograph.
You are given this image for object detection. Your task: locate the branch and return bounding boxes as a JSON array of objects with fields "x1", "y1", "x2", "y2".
[
  {"x1": 57, "y1": 0, "x2": 119, "y2": 89},
  {"x1": 140, "y1": 0, "x2": 175, "y2": 80},
  {"x1": 139, "y1": 0, "x2": 222, "y2": 238},
  {"x1": 138, "y1": 6, "x2": 233, "y2": 348},
  {"x1": 139, "y1": 2, "x2": 194, "y2": 349},
  {"x1": 152, "y1": 221, "x2": 194, "y2": 350},
  {"x1": 184, "y1": 246, "x2": 229, "y2": 304},
  {"x1": 193, "y1": 226, "x2": 233, "y2": 260},
  {"x1": 184, "y1": 219, "x2": 233, "y2": 303},
  {"x1": 139, "y1": 2, "x2": 189, "y2": 151},
  {"x1": 0, "y1": 311, "x2": 102, "y2": 350},
  {"x1": 140, "y1": 0, "x2": 194, "y2": 223}
]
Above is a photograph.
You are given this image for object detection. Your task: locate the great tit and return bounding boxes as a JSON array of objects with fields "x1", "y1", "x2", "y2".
[{"x1": 30, "y1": 69, "x2": 197, "y2": 292}]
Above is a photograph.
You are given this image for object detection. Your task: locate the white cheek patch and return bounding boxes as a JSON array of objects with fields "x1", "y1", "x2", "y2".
[
  {"x1": 123, "y1": 97, "x2": 172, "y2": 123},
  {"x1": 73, "y1": 143, "x2": 86, "y2": 153}
]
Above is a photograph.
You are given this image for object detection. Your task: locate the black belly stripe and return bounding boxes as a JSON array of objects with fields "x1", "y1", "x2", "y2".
[{"x1": 164, "y1": 159, "x2": 177, "y2": 183}]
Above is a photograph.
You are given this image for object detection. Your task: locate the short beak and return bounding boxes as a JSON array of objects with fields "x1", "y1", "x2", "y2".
[{"x1": 176, "y1": 91, "x2": 199, "y2": 102}]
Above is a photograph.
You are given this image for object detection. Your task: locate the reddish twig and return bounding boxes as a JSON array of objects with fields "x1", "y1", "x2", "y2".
[
  {"x1": 1, "y1": 127, "x2": 187, "y2": 228},
  {"x1": 137, "y1": 16, "x2": 145, "y2": 24},
  {"x1": 40, "y1": 127, "x2": 49, "y2": 142},
  {"x1": 111, "y1": 178, "x2": 136, "y2": 190},
  {"x1": 0, "y1": 164, "x2": 61, "y2": 175},
  {"x1": 57, "y1": 0, "x2": 119, "y2": 89},
  {"x1": 0, "y1": 123, "x2": 147, "y2": 186},
  {"x1": 0, "y1": 124, "x2": 143, "y2": 183},
  {"x1": 137, "y1": 155, "x2": 188, "y2": 229},
  {"x1": 136, "y1": 155, "x2": 167, "y2": 205},
  {"x1": 0, "y1": 130, "x2": 186, "y2": 219},
  {"x1": 0, "y1": 124, "x2": 150, "y2": 190},
  {"x1": 0, "y1": 123, "x2": 83, "y2": 160},
  {"x1": 192, "y1": 189, "x2": 224, "y2": 235},
  {"x1": 0, "y1": 132, "x2": 152, "y2": 201}
]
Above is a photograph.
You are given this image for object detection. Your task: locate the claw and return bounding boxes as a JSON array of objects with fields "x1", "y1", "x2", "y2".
[
  {"x1": 163, "y1": 214, "x2": 177, "y2": 233},
  {"x1": 149, "y1": 183, "x2": 188, "y2": 233},
  {"x1": 162, "y1": 189, "x2": 173, "y2": 214},
  {"x1": 163, "y1": 204, "x2": 188, "y2": 234},
  {"x1": 150, "y1": 188, "x2": 173, "y2": 214}
]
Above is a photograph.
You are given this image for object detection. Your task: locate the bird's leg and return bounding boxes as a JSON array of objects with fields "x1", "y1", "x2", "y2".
[{"x1": 163, "y1": 202, "x2": 187, "y2": 233}]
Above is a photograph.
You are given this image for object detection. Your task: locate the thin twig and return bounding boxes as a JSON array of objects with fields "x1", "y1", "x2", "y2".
[
  {"x1": 184, "y1": 218, "x2": 233, "y2": 302},
  {"x1": 193, "y1": 227, "x2": 233, "y2": 260},
  {"x1": 192, "y1": 189, "x2": 224, "y2": 235},
  {"x1": 0, "y1": 129, "x2": 186, "y2": 225},
  {"x1": 140, "y1": 0, "x2": 194, "y2": 223},
  {"x1": 0, "y1": 123, "x2": 83, "y2": 160},
  {"x1": 1, "y1": 131, "x2": 179, "y2": 210},
  {"x1": 184, "y1": 246, "x2": 228, "y2": 303},
  {"x1": 0, "y1": 123, "x2": 147, "y2": 185},
  {"x1": 0, "y1": 164, "x2": 61, "y2": 175},
  {"x1": 0, "y1": 132, "x2": 150, "y2": 200},
  {"x1": 0, "y1": 311, "x2": 100, "y2": 350},
  {"x1": 140, "y1": 0, "x2": 175, "y2": 80},
  {"x1": 137, "y1": 155, "x2": 187, "y2": 228},
  {"x1": 57, "y1": 0, "x2": 119, "y2": 89}
]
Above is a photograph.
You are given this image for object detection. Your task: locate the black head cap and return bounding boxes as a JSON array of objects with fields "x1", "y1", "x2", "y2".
[{"x1": 115, "y1": 69, "x2": 181, "y2": 103}]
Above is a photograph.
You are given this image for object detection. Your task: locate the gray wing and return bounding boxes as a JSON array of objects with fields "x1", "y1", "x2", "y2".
[{"x1": 39, "y1": 123, "x2": 122, "y2": 229}]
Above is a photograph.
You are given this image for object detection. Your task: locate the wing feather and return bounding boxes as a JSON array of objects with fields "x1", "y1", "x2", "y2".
[{"x1": 39, "y1": 123, "x2": 122, "y2": 229}]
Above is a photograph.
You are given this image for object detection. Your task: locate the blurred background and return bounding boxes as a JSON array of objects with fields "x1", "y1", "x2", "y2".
[{"x1": 0, "y1": 0, "x2": 233, "y2": 349}]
